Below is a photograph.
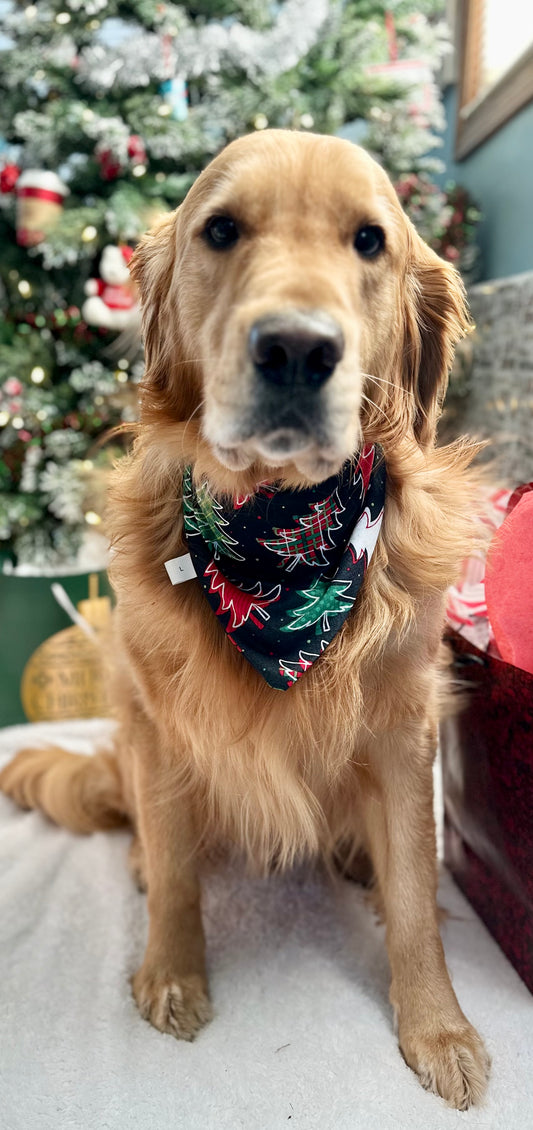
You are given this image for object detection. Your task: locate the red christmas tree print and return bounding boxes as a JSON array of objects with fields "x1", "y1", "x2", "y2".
[
  {"x1": 353, "y1": 445, "x2": 375, "y2": 496},
  {"x1": 259, "y1": 487, "x2": 346, "y2": 570},
  {"x1": 279, "y1": 643, "x2": 327, "y2": 684},
  {"x1": 204, "y1": 561, "x2": 281, "y2": 633}
]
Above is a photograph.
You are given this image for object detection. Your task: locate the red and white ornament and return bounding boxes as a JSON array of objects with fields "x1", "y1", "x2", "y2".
[
  {"x1": 96, "y1": 148, "x2": 123, "y2": 182},
  {"x1": 0, "y1": 163, "x2": 21, "y2": 194},
  {"x1": 82, "y1": 244, "x2": 139, "y2": 332},
  {"x1": 127, "y1": 135, "x2": 146, "y2": 165},
  {"x1": 15, "y1": 170, "x2": 69, "y2": 247}
]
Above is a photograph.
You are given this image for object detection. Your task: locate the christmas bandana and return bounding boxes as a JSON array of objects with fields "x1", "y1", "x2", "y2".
[{"x1": 181, "y1": 446, "x2": 386, "y2": 690}]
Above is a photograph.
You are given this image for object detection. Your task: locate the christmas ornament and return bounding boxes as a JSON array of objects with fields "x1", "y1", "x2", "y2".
[
  {"x1": 127, "y1": 134, "x2": 147, "y2": 163},
  {"x1": 15, "y1": 170, "x2": 68, "y2": 247},
  {"x1": 20, "y1": 574, "x2": 112, "y2": 722},
  {"x1": 82, "y1": 244, "x2": 139, "y2": 331},
  {"x1": 0, "y1": 163, "x2": 21, "y2": 193},
  {"x1": 96, "y1": 147, "x2": 123, "y2": 181},
  {"x1": 159, "y1": 77, "x2": 188, "y2": 121},
  {"x1": 175, "y1": 446, "x2": 386, "y2": 690}
]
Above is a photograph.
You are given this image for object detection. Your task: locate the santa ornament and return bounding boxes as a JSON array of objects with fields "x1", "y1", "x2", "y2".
[
  {"x1": 15, "y1": 169, "x2": 68, "y2": 247},
  {"x1": 82, "y1": 244, "x2": 139, "y2": 332}
]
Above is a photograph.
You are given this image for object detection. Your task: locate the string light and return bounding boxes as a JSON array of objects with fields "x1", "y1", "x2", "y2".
[
  {"x1": 12, "y1": 416, "x2": 24, "y2": 429},
  {"x1": 81, "y1": 225, "x2": 98, "y2": 242},
  {"x1": 132, "y1": 164, "x2": 146, "y2": 177},
  {"x1": 117, "y1": 358, "x2": 129, "y2": 369},
  {"x1": 82, "y1": 460, "x2": 93, "y2": 471},
  {"x1": 0, "y1": 411, "x2": 9, "y2": 427},
  {"x1": 25, "y1": 5, "x2": 37, "y2": 18},
  {"x1": 36, "y1": 409, "x2": 48, "y2": 421},
  {"x1": 254, "y1": 114, "x2": 268, "y2": 130},
  {"x1": 84, "y1": 511, "x2": 102, "y2": 526},
  {"x1": 55, "y1": 12, "x2": 71, "y2": 24},
  {"x1": 30, "y1": 366, "x2": 45, "y2": 384},
  {"x1": 155, "y1": 172, "x2": 166, "y2": 182},
  {"x1": 82, "y1": 108, "x2": 94, "y2": 122},
  {"x1": 18, "y1": 280, "x2": 32, "y2": 297},
  {"x1": 115, "y1": 370, "x2": 128, "y2": 383},
  {"x1": 158, "y1": 104, "x2": 171, "y2": 117},
  {"x1": 300, "y1": 113, "x2": 314, "y2": 128}
]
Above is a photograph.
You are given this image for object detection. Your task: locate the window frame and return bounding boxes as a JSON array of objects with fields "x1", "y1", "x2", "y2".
[{"x1": 455, "y1": 0, "x2": 533, "y2": 159}]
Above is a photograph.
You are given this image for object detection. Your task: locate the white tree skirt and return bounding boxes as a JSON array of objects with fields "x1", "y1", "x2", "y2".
[{"x1": 0, "y1": 719, "x2": 531, "y2": 1130}]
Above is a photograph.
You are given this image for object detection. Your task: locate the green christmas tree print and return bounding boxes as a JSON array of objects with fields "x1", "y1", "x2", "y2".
[
  {"x1": 183, "y1": 469, "x2": 244, "y2": 562},
  {"x1": 281, "y1": 578, "x2": 355, "y2": 635},
  {"x1": 259, "y1": 488, "x2": 345, "y2": 570}
]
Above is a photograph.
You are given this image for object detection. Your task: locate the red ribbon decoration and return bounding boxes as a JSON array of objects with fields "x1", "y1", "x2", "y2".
[{"x1": 16, "y1": 186, "x2": 65, "y2": 204}]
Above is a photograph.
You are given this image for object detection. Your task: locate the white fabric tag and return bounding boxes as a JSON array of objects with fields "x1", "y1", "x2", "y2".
[{"x1": 164, "y1": 552, "x2": 197, "y2": 585}]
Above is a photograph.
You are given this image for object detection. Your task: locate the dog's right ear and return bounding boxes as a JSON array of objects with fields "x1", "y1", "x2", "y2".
[
  {"x1": 129, "y1": 210, "x2": 177, "y2": 388},
  {"x1": 130, "y1": 209, "x2": 197, "y2": 422}
]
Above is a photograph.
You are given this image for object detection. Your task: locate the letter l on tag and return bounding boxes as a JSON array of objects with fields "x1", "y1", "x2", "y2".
[{"x1": 164, "y1": 553, "x2": 197, "y2": 585}]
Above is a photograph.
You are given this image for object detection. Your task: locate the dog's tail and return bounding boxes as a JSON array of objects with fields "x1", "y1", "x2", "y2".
[{"x1": 0, "y1": 744, "x2": 129, "y2": 833}]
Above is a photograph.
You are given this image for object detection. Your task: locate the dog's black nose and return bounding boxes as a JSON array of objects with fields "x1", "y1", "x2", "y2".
[{"x1": 249, "y1": 311, "x2": 344, "y2": 388}]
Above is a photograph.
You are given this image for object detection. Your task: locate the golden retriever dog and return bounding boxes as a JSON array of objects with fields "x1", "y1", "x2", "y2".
[{"x1": 0, "y1": 130, "x2": 490, "y2": 1109}]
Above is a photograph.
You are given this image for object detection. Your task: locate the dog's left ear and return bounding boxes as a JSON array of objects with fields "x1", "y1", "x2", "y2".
[{"x1": 402, "y1": 226, "x2": 472, "y2": 447}]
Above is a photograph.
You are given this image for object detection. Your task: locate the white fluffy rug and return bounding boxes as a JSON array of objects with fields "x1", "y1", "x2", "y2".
[{"x1": 0, "y1": 719, "x2": 531, "y2": 1130}]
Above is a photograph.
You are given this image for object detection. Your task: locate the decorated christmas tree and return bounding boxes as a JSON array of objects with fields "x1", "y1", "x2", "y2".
[{"x1": 0, "y1": 0, "x2": 466, "y2": 571}]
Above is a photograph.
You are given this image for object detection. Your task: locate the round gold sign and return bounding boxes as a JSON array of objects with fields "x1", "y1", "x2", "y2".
[{"x1": 21, "y1": 625, "x2": 111, "y2": 722}]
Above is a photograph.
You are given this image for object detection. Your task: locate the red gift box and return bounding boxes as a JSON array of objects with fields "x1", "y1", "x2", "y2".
[
  {"x1": 441, "y1": 631, "x2": 533, "y2": 992},
  {"x1": 441, "y1": 480, "x2": 533, "y2": 993}
]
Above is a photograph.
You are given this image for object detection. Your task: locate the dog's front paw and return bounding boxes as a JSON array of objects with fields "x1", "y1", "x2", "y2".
[
  {"x1": 132, "y1": 965, "x2": 212, "y2": 1041},
  {"x1": 400, "y1": 1021, "x2": 490, "y2": 1109}
]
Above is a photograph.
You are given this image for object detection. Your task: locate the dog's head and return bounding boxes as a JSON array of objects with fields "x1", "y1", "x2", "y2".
[{"x1": 132, "y1": 130, "x2": 470, "y2": 482}]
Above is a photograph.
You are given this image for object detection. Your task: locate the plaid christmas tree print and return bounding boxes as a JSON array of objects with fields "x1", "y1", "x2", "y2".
[{"x1": 259, "y1": 487, "x2": 345, "y2": 570}]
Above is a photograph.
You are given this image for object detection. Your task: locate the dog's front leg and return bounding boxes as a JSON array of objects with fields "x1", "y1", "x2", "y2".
[
  {"x1": 361, "y1": 724, "x2": 490, "y2": 1109},
  {"x1": 131, "y1": 734, "x2": 212, "y2": 1041}
]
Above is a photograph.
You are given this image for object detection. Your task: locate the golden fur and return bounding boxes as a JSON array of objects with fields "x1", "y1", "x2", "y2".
[{"x1": 0, "y1": 131, "x2": 490, "y2": 1108}]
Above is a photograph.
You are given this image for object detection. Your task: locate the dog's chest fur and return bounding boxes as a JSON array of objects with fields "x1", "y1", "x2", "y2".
[{"x1": 121, "y1": 570, "x2": 439, "y2": 873}]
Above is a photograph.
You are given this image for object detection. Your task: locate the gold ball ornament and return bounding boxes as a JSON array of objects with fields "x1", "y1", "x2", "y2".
[{"x1": 21, "y1": 576, "x2": 113, "y2": 723}]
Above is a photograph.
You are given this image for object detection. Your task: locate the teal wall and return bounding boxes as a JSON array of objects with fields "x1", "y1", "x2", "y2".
[{"x1": 437, "y1": 86, "x2": 533, "y2": 281}]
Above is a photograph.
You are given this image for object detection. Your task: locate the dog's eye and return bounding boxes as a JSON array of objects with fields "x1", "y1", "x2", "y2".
[
  {"x1": 354, "y1": 225, "x2": 385, "y2": 259},
  {"x1": 204, "y1": 215, "x2": 239, "y2": 249}
]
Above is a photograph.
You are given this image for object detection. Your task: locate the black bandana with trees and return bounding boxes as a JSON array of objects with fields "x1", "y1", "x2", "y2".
[{"x1": 182, "y1": 445, "x2": 386, "y2": 690}]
